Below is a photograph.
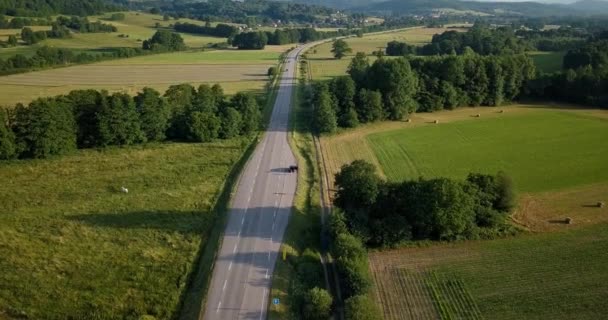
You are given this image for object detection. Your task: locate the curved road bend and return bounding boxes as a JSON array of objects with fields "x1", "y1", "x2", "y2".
[{"x1": 203, "y1": 44, "x2": 311, "y2": 320}]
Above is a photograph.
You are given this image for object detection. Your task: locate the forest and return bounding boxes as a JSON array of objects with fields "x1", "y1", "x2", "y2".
[
  {"x1": 0, "y1": 0, "x2": 118, "y2": 16},
  {"x1": 0, "y1": 83, "x2": 262, "y2": 160}
]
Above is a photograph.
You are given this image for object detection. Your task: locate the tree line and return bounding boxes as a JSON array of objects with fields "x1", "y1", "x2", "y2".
[
  {"x1": 334, "y1": 160, "x2": 517, "y2": 247},
  {"x1": 0, "y1": 83, "x2": 263, "y2": 160},
  {"x1": 311, "y1": 51, "x2": 535, "y2": 133},
  {"x1": 55, "y1": 16, "x2": 117, "y2": 33},
  {"x1": 0, "y1": 0, "x2": 119, "y2": 17},
  {"x1": 0, "y1": 31, "x2": 186, "y2": 76},
  {"x1": 231, "y1": 27, "x2": 351, "y2": 50},
  {"x1": 173, "y1": 22, "x2": 238, "y2": 38}
]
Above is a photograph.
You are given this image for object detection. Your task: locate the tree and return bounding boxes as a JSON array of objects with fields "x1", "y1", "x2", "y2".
[
  {"x1": 331, "y1": 39, "x2": 352, "y2": 59},
  {"x1": 7, "y1": 35, "x2": 17, "y2": 46},
  {"x1": 356, "y1": 89, "x2": 384, "y2": 123},
  {"x1": 231, "y1": 92, "x2": 260, "y2": 134},
  {"x1": 367, "y1": 57, "x2": 419, "y2": 120},
  {"x1": 164, "y1": 84, "x2": 196, "y2": 140},
  {"x1": 186, "y1": 111, "x2": 220, "y2": 142},
  {"x1": 143, "y1": 30, "x2": 186, "y2": 51},
  {"x1": 333, "y1": 233, "x2": 372, "y2": 297},
  {"x1": 330, "y1": 76, "x2": 356, "y2": 125},
  {"x1": 267, "y1": 66, "x2": 278, "y2": 78},
  {"x1": 219, "y1": 107, "x2": 242, "y2": 139},
  {"x1": 344, "y1": 295, "x2": 382, "y2": 320},
  {"x1": 495, "y1": 171, "x2": 516, "y2": 212},
  {"x1": 313, "y1": 88, "x2": 337, "y2": 134},
  {"x1": 21, "y1": 27, "x2": 38, "y2": 45},
  {"x1": 334, "y1": 160, "x2": 381, "y2": 212},
  {"x1": 0, "y1": 108, "x2": 16, "y2": 159},
  {"x1": 12, "y1": 98, "x2": 77, "y2": 158},
  {"x1": 97, "y1": 93, "x2": 145, "y2": 146},
  {"x1": 302, "y1": 287, "x2": 333, "y2": 320},
  {"x1": 232, "y1": 31, "x2": 268, "y2": 50},
  {"x1": 67, "y1": 89, "x2": 104, "y2": 148},
  {"x1": 347, "y1": 52, "x2": 370, "y2": 88},
  {"x1": 135, "y1": 87, "x2": 170, "y2": 142}
]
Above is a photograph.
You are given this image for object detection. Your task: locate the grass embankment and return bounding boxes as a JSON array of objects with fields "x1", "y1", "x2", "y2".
[
  {"x1": 269, "y1": 55, "x2": 324, "y2": 319},
  {"x1": 0, "y1": 140, "x2": 251, "y2": 319},
  {"x1": 370, "y1": 223, "x2": 608, "y2": 320}
]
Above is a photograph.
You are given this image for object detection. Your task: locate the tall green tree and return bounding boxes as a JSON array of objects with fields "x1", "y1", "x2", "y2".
[
  {"x1": 356, "y1": 89, "x2": 384, "y2": 123},
  {"x1": 186, "y1": 111, "x2": 220, "y2": 142},
  {"x1": 135, "y1": 87, "x2": 170, "y2": 142},
  {"x1": 331, "y1": 39, "x2": 352, "y2": 59},
  {"x1": 347, "y1": 52, "x2": 369, "y2": 88},
  {"x1": 219, "y1": 107, "x2": 242, "y2": 139},
  {"x1": 7, "y1": 35, "x2": 17, "y2": 46},
  {"x1": 367, "y1": 57, "x2": 419, "y2": 120},
  {"x1": 0, "y1": 108, "x2": 16, "y2": 159},
  {"x1": 67, "y1": 89, "x2": 104, "y2": 148},
  {"x1": 164, "y1": 83, "x2": 196, "y2": 140},
  {"x1": 97, "y1": 93, "x2": 144, "y2": 146},
  {"x1": 302, "y1": 287, "x2": 333, "y2": 320},
  {"x1": 313, "y1": 88, "x2": 337, "y2": 134},
  {"x1": 231, "y1": 92, "x2": 260, "y2": 134},
  {"x1": 12, "y1": 98, "x2": 77, "y2": 158}
]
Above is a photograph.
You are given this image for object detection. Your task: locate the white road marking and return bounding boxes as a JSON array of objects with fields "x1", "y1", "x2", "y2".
[
  {"x1": 228, "y1": 261, "x2": 232, "y2": 271},
  {"x1": 265, "y1": 268, "x2": 269, "y2": 279},
  {"x1": 216, "y1": 301, "x2": 221, "y2": 312},
  {"x1": 241, "y1": 217, "x2": 245, "y2": 225},
  {"x1": 259, "y1": 288, "x2": 267, "y2": 320},
  {"x1": 233, "y1": 244, "x2": 237, "y2": 253},
  {"x1": 223, "y1": 280, "x2": 227, "y2": 292}
]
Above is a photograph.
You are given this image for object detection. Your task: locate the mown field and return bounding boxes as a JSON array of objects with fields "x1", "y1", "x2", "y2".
[
  {"x1": 307, "y1": 26, "x2": 469, "y2": 80},
  {"x1": 0, "y1": 45, "x2": 287, "y2": 106},
  {"x1": 369, "y1": 222, "x2": 608, "y2": 320},
  {"x1": 0, "y1": 139, "x2": 250, "y2": 319}
]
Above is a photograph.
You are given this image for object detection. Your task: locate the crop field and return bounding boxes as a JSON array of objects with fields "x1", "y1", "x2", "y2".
[
  {"x1": 529, "y1": 51, "x2": 565, "y2": 73},
  {"x1": 0, "y1": 47, "x2": 285, "y2": 106},
  {"x1": 307, "y1": 26, "x2": 468, "y2": 80},
  {"x1": 369, "y1": 222, "x2": 608, "y2": 320},
  {"x1": 0, "y1": 139, "x2": 250, "y2": 319}
]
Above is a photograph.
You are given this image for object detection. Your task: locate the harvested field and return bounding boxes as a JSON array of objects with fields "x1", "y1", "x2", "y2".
[{"x1": 369, "y1": 223, "x2": 608, "y2": 320}]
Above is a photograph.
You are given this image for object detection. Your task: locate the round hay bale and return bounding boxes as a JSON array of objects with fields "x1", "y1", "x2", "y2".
[
  {"x1": 499, "y1": 110, "x2": 504, "y2": 113},
  {"x1": 406, "y1": 119, "x2": 412, "y2": 123},
  {"x1": 434, "y1": 120, "x2": 439, "y2": 124},
  {"x1": 598, "y1": 201, "x2": 605, "y2": 208},
  {"x1": 565, "y1": 217, "x2": 572, "y2": 224},
  {"x1": 476, "y1": 114, "x2": 481, "y2": 118}
]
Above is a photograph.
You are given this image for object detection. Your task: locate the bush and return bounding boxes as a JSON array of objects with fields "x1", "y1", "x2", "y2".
[
  {"x1": 302, "y1": 287, "x2": 333, "y2": 320},
  {"x1": 344, "y1": 295, "x2": 382, "y2": 320},
  {"x1": 0, "y1": 108, "x2": 16, "y2": 159}
]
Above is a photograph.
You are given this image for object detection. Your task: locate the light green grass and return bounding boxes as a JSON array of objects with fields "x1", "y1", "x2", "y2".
[
  {"x1": 0, "y1": 140, "x2": 250, "y2": 319},
  {"x1": 100, "y1": 49, "x2": 281, "y2": 65},
  {"x1": 529, "y1": 51, "x2": 565, "y2": 73},
  {"x1": 367, "y1": 110, "x2": 608, "y2": 193}
]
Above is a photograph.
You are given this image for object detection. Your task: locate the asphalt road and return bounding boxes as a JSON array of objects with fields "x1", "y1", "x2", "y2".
[{"x1": 202, "y1": 44, "x2": 308, "y2": 320}]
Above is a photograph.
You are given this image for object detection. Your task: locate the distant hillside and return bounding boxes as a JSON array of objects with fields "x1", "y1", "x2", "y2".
[
  {"x1": 0, "y1": 0, "x2": 119, "y2": 16},
  {"x1": 353, "y1": 0, "x2": 608, "y2": 16}
]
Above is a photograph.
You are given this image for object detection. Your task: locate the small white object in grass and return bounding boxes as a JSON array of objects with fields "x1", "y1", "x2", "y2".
[{"x1": 121, "y1": 186, "x2": 129, "y2": 194}]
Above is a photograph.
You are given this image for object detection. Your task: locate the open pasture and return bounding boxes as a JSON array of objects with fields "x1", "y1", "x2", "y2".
[
  {"x1": 369, "y1": 222, "x2": 608, "y2": 320},
  {"x1": 0, "y1": 139, "x2": 250, "y2": 319}
]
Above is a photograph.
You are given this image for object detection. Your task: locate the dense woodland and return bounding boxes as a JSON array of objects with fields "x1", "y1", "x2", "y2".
[
  {"x1": 0, "y1": 0, "x2": 118, "y2": 16},
  {"x1": 173, "y1": 22, "x2": 238, "y2": 38},
  {"x1": 0, "y1": 82, "x2": 263, "y2": 160},
  {"x1": 311, "y1": 52, "x2": 535, "y2": 132}
]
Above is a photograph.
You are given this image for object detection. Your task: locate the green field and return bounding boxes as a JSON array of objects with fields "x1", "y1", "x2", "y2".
[
  {"x1": 370, "y1": 223, "x2": 608, "y2": 320},
  {"x1": 529, "y1": 51, "x2": 565, "y2": 73},
  {"x1": 367, "y1": 110, "x2": 608, "y2": 193},
  {"x1": 0, "y1": 140, "x2": 250, "y2": 319}
]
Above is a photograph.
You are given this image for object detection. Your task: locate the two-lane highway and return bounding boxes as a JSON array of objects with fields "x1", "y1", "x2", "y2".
[{"x1": 203, "y1": 44, "x2": 309, "y2": 320}]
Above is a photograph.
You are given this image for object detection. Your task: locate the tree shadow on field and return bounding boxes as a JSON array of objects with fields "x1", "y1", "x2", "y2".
[{"x1": 68, "y1": 210, "x2": 210, "y2": 234}]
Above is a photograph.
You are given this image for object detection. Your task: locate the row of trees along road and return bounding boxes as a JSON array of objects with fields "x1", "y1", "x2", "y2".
[
  {"x1": 0, "y1": 83, "x2": 262, "y2": 160},
  {"x1": 311, "y1": 51, "x2": 535, "y2": 133}
]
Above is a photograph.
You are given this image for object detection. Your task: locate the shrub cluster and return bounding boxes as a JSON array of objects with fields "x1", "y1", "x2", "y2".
[
  {"x1": 55, "y1": 16, "x2": 117, "y2": 33},
  {"x1": 333, "y1": 160, "x2": 517, "y2": 247},
  {"x1": 142, "y1": 30, "x2": 186, "y2": 52},
  {"x1": 173, "y1": 22, "x2": 238, "y2": 38},
  {"x1": 0, "y1": 83, "x2": 262, "y2": 160}
]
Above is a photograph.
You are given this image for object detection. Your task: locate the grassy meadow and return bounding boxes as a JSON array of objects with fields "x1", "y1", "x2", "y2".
[
  {"x1": 307, "y1": 26, "x2": 468, "y2": 80},
  {"x1": 0, "y1": 139, "x2": 251, "y2": 319},
  {"x1": 367, "y1": 109, "x2": 608, "y2": 193},
  {"x1": 529, "y1": 51, "x2": 565, "y2": 73},
  {"x1": 370, "y1": 222, "x2": 608, "y2": 320}
]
